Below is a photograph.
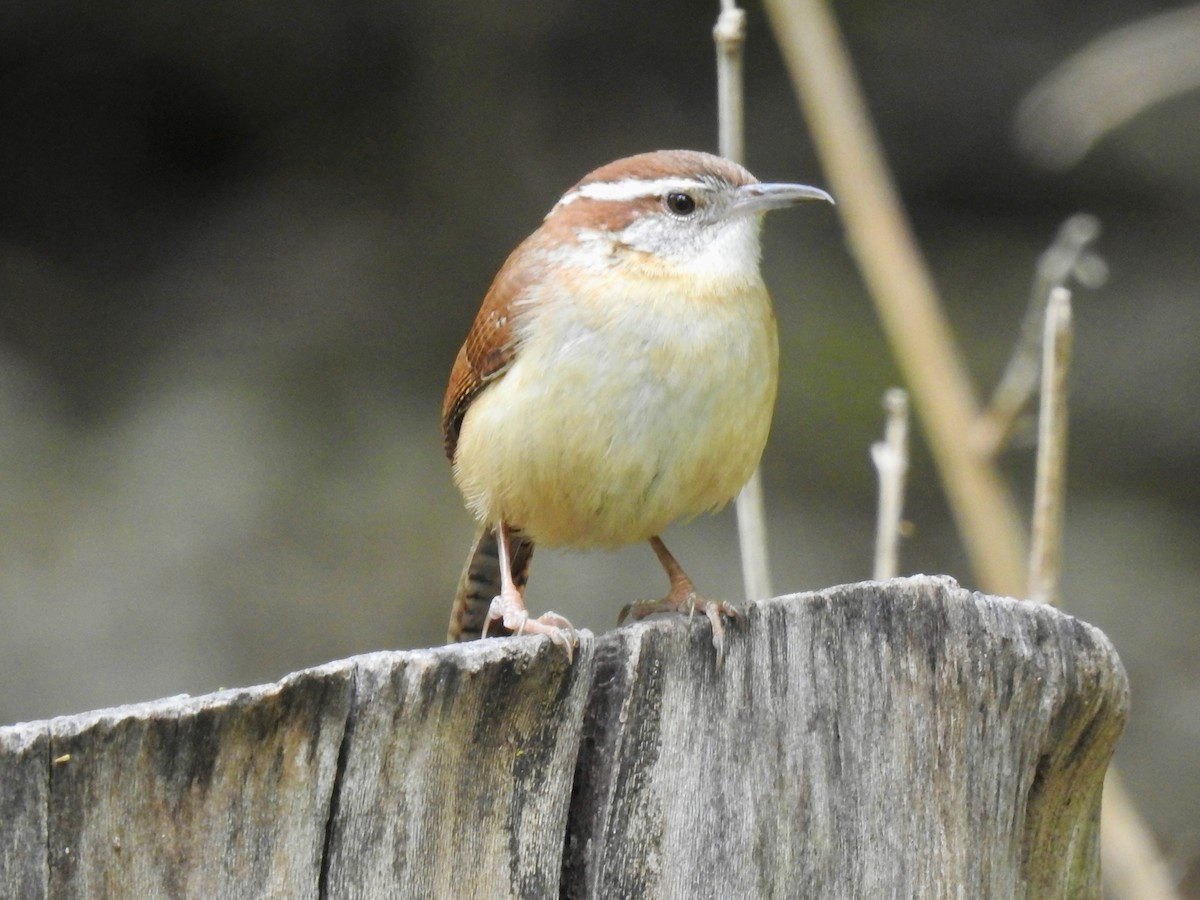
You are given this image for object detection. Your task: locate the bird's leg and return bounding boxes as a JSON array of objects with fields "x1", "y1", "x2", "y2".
[
  {"x1": 618, "y1": 536, "x2": 742, "y2": 657},
  {"x1": 483, "y1": 521, "x2": 575, "y2": 657}
]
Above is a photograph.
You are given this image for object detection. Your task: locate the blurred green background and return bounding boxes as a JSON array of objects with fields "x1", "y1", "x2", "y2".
[{"x1": 1, "y1": 0, "x2": 1196, "y2": 891}]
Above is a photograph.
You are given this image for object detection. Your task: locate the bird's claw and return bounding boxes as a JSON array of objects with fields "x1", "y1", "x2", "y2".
[
  {"x1": 617, "y1": 594, "x2": 742, "y2": 664},
  {"x1": 483, "y1": 594, "x2": 577, "y2": 662}
]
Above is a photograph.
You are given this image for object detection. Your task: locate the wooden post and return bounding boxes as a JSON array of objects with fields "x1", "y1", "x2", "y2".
[
  {"x1": 1, "y1": 577, "x2": 1128, "y2": 898},
  {"x1": 2, "y1": 641, "x2": 594, "y2": 899}
]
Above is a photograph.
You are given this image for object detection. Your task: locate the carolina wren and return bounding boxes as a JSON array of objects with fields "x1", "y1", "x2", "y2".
[{"x1": 442, "y1": 149, "x2": 832, "y2": 654}]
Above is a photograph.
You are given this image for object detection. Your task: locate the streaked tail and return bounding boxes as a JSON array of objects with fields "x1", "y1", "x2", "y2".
[{"x1": 447, "y1": 524, "x2": 535, "y2": 642}]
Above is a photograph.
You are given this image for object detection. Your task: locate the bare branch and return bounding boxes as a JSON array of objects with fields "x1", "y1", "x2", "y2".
[
  {"x1": 1027, "y1": 289, "x2": 1072, "y2": 606},
  {"x1": 762, "y1": 0, "x2": 1026, "y2": 597},
  {"x1": 733, "y1": 470, "x2": 773, "y2": 601},
  {"x1": 975, "y1": 215, "x2": 1105, "y2": 457},
  {"x1": 714, "y1": 4, "x2": 748, "y2": 164},
  {"x1": 715, "y1": 2, "x2": 774, "y2": 601},
  {"x1": 871, "y1": 388, "x2": 910, "y2": 581}
]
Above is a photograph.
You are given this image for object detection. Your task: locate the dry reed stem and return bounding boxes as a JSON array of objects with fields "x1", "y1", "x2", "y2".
[
  {"x1": 976, "y1": 215, "x2": 1104, "y2": 457},
  {"x1": 872, "y1": 388, "x2": 910, "y2": 581},
  {"x1": 714, "y1": 2, "x2": 774, "y2": 602},
  {"x1": 1027, "y1": 289, "x2": 1072, "y2": 606},
  {"x1": 760, "y1": 1, "x2": 1177, "y2": 895},
  {"x1": 762, "y1": 0, "x2": 1027, "y2": 599}
]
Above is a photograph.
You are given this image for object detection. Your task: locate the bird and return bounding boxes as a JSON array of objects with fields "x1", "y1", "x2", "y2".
[{"x1": 441, "y1": 149, "x2": 832, "y2": 656}]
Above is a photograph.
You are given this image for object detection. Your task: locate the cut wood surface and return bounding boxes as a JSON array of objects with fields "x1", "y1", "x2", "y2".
[
  {"x1": 2, "y1": 641, "x2": 595, "y2": 900},
  {"x1": 1, "y1": 576, "x2": 1128, "y2": 899}
]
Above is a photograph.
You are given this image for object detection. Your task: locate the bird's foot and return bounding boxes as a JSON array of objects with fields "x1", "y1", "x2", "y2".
[
  {"x1": 618, "y1": 590, "x2": 742, "y2": 664},
  {"x1": 483, "y1": 589, "x2": 576, "y2": 662}
]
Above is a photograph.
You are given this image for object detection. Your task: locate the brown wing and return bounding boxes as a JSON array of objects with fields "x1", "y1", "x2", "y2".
[{"x1": 441, "y1": 241, "x2": 540, "y2": 461}]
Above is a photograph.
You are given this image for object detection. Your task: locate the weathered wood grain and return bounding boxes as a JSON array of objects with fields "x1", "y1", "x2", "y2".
[
  {"x1": 44, "y1": 665, "x2": 350, "y2": 899},
  {"x1": 2, "y1": 578, "x2": 1127, "y2": 899},
  {"x1": 1, "y1": 636, "x2": 596, "y2": 899},
  {"x1": 1, "y1": 722, "x2": 49, "y2": 899},
  {"x1": 562, "y1": 575, "x2": 1129, "y2": 899},
  {"x1": 321, "y1": 639, "x2": 596, "y2": 899}
]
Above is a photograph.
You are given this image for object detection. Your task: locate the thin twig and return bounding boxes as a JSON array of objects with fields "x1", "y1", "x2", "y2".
[
  {"x1": 871, "y1": 388, "x2": 910, "y2": 581},
  {"x1": 1027, "y1": 289, "x2": 1072, "y2": 606},
  {"x1": 714, "y1": 3, "x2": 747, "y2": 164},
  {"x1": 715, "y1": 1, "x2": 774, "y2": 601},
  {"x1": 733, "y1": 471, "x2": 773, "y2": 601},
  {"x1": 762, "y1": 0, "x2": 1027, "y2": 598},
  {"x1": 975, "y1": 215, "x2": 1104, "y2": 457}
]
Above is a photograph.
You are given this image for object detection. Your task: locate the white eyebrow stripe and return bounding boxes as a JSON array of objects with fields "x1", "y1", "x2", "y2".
[{"x1": 554, "y1": 177, "x2": 710, "y2": 208}]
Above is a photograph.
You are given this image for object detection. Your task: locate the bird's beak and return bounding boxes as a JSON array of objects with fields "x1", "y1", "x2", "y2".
[{"x1": 731, "y1": 182, "x2": 835, "y2": 216}]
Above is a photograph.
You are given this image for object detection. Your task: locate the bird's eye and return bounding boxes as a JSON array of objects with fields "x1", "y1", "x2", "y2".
[{"x1": 664, "y1": 192, "x2": 697, "y2": 216}]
